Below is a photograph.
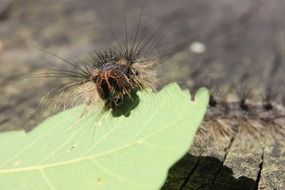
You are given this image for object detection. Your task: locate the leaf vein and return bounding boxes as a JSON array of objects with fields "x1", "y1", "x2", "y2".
[
  {"x1": 40, "y1": 169, "x2": 57, "y2": 190},
  {"x1": 0, "y1": 111, "x2": 190, "y2": 175}
]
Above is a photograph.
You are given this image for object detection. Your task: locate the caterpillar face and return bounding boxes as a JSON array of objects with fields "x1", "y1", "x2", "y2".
[
  {"x1": 35, "y1": 2, "x2": 161, "y2": 112},
  {"x1": 92, "y1": 60, "x2": 140, "y2": 107}
]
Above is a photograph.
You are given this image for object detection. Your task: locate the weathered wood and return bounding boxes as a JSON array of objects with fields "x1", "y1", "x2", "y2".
[
  {"x1": 182, "y1": 125, "x2": 233, "y2": 190},
  {"x1": 258, "y1": 120, "x2": 285, "y2": 190},
  {"x1": 259, "y1": 142, "x2": 285, "y2": 190},
  {"x1": 211, "y1": 120, "x2": 263, "y2": 190},
  {"x1": 162, "y1": 154, "x2": 199, "y2": 189},
  {"x1": 162, "y1": 119, "x2": 260, "y2": 190}
]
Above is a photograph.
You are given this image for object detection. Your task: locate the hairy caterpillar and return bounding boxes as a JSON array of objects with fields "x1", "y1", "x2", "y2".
[
  {"x1": 31, "y1": 2, "x2": 180, "y2": 117},
  {"x1": 0, "y1": 0, "x2": 284, "y2": 143}
]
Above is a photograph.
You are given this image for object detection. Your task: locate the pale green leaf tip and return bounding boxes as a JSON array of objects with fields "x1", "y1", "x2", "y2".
[{"x1": 194, "y1": 87, "x2": 210, "y2": 104}]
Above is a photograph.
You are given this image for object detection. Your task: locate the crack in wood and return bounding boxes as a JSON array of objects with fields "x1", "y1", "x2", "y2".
[
  {"x1": 254, "y1": 150, "x2": 264, "y2": 190},
  {"x1": 179, "y1": 155, "x2": 201, "y2": 190},
  {"x1": 210, "y1": 135, "x2": 236, "y2": 188}
]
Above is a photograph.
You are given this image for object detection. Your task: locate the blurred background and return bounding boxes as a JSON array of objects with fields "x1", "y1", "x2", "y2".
[
  {"x1": 1, "y1": 0, "x2": 285, "y2": 131},
  {"x1": 0, "y1": 0, "x2": 285, "y2": 189}
]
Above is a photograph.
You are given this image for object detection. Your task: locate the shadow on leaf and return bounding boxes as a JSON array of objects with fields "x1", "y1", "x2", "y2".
[{"x1": 109, "y1": 92, "x2": 140, "y2": 117}]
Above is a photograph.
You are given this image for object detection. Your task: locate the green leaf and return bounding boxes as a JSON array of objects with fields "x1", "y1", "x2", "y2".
[{"x1": 0, "y1": 83, "x2": 209, "y2": 190}]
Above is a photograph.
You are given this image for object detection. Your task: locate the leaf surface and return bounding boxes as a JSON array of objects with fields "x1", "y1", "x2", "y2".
[{"x1": 0, "y1": 83, "x2": 209, "y2": 190}]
